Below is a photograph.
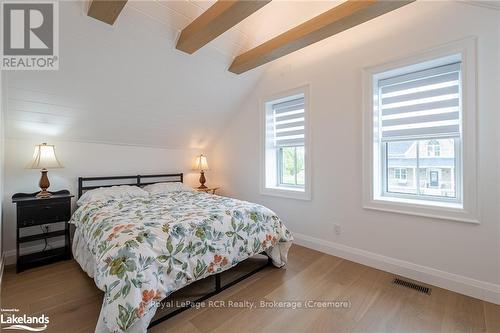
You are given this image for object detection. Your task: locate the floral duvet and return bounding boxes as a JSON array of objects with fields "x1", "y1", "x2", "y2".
[{"x1": 70, "y1": 191, "x2": 293, "y2": 333}]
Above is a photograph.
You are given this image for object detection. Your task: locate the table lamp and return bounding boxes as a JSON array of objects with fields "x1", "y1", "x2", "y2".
[
  {"x1": 27, "y1": 143, "x2": 63, "y2": 198},
  {"x1": 193, "y1": 154, "x2": 209, "y2": 189}
]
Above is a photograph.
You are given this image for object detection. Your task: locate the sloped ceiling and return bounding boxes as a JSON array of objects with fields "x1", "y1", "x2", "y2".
[{"x1": 5, "y1": 0, "x2": 342, "y2": 149}]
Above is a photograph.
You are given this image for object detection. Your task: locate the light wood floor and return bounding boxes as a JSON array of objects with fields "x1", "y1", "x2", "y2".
[{"x1": 2, "y1": 245, "x2": 499, "y2": 333}]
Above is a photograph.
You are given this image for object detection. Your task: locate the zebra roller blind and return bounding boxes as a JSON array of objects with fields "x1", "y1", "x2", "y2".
[
  {"x1": 379, "y1": 62, "x2": 461, "y2": 141},
  {"x1": 271, "y1": 97, "x2": 305, "y2": 147}
]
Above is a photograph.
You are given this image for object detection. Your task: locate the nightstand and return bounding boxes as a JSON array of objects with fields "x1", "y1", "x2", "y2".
[
  {"x1": 12, "y1": 190, "x2": 73, "y2": 272},
  {"x1": 196, "y1": 187, "x2": 220, "y2": 195}
]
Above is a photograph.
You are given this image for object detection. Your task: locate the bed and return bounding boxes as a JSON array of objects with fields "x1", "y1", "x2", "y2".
[{"x1": 70, "y1": 173, "x2": 293, "y2": 333}]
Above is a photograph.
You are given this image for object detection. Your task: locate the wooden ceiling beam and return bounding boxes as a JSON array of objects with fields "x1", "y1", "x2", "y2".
[
  {"x1": 229, "y1": 0, "x2": 415, "y2": 74},
  {"x1": 176, "y1": 0, "x2": 271, "y2": 54},
  {"x1": 88, "y1": 0, "x2": 128, "y2": 25}
]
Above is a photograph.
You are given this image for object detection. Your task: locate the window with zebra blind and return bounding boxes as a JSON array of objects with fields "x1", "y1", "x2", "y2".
[
  {"x1": 363, "y1": 38, "x2": 479, "y2": 223},
  {"x1": 262, "y1": 87, "x2": 310, "y2": 200},
  {"x1": 378, "y1": 61, "x2": 461, "y2": 202}
]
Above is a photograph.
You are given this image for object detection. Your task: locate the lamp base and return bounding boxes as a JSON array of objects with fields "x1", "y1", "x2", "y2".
[
  {"x1": 198, "y1": 171, "x2": 207, "y2": 189},
  {"x1": 37, "y1": 169, "x2": 52, "y2": 198},
  {"x1": 36, "y1": 190, "x2": 52, "y2": 198}
]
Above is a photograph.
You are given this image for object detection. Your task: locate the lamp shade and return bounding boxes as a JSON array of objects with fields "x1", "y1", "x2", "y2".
[
  {"x1": 27, "y1": 143, "x2": 63, "y2": 169},
  {"x1": 193, "y1": 154, "x2": 209, "y2": 171}
]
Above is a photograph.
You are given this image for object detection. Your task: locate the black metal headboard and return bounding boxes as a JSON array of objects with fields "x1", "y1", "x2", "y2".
[{"x1": 77, "y1": 173, "x2": 183, "y2": 198}]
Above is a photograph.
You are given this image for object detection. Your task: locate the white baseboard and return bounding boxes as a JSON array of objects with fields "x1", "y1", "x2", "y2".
[
  {"x1": 293, "y1": 232, "x2": 500, "y2": 305},
  {"x1": 4, "y1": 249, "x2": 16, "y2": 265}
]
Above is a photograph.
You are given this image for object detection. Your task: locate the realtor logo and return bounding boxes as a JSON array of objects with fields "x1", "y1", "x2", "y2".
[
  {"x1": 1, "y1": 1, "x2": 59, "y2": 70},
  {"x1": 1, "y1": 308, "x2": 49, "y2": 331}
]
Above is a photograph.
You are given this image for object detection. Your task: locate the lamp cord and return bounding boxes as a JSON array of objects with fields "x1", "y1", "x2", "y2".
[{"x1": 39, "y1": 225, "x2": 51, "y2": 251}]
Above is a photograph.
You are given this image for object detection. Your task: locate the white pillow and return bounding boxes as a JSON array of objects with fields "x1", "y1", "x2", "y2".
[
  {"x1": 143, "y1": 182, "x2": 194, "y2": 195},
  {"x1": 77, "y1": 185, "x2": 148, "y2": 206}
]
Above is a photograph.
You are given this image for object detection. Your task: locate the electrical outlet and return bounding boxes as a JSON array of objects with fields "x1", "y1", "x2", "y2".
[{"x1": 334, "y1": 224, "x2": 341, "y2": 236}]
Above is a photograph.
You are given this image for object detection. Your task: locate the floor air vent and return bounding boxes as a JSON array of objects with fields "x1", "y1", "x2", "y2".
[{"x1": 392, "y1": 277, "x2": 431, "y2": 295}]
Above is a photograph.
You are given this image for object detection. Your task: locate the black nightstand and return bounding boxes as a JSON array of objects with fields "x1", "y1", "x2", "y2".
[{"x1": 12, "y1": 190, "x2": 74, "y2": 272}]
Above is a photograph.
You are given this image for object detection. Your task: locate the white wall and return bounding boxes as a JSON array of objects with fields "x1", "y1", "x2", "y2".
[
  {"x1": 211, "y1": 1, "x2": 500, "y2": 303},
  {"x1": 2, "y1": 138, "x2": 207, "y2": 264}
]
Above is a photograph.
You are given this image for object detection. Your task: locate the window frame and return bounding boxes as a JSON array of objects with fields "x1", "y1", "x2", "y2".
[
  {"x1": 260, "y1": 85, "x2": 311, "y2": 200},
  {"x1": 362, "y1": 38, "x2": 478, "y2": 223}
]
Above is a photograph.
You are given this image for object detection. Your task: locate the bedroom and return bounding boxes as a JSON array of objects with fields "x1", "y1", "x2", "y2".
[{"x1": 0, "y1": 0, "x2": 499, "y2": 332}]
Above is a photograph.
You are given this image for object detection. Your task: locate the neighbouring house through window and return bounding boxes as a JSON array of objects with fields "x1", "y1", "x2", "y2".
[{"x1": 386, "y1": 139, "x2": 457, "y2": 198}]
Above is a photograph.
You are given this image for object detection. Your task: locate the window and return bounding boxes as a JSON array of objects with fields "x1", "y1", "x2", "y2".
[
  {"x1": 363, "y1": 38, "x2": 478, "y2": 223},
  {"x1": 378, "y1": 60, "x2": 461, "y2": 204},
  {"x1": 262, "y1": 87, "x2": 310, "y2": 200},
  {"x1": 427, "y1": 140, "x2": 441, "y2": 157},
  {"x1": 394, "y1": 168, "x2": 408, "y2": 184}
]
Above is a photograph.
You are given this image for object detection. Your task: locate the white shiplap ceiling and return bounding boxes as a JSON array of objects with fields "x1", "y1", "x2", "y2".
[
  {"x1": 129, "y1": 0, "x2": 344, "y2": 61},
  {"x1": 5, "y1": 0, "x2": 342, "y2": 149}
]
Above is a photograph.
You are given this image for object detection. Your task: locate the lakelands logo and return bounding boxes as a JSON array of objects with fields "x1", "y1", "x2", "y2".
[
  {"x1": 1, "y1": 0, "x2": 59, "y2": 70},
  {"x1": 1, "y1": 308, "x2": 49, "y2": 331}
]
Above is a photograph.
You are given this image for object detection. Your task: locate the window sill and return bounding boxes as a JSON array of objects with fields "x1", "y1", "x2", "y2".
[
  {"x1": 261, "y1": 186, "x2": 311, "y2": 200},
  {"x1": 364, "y1": 196, "x2": 479, "y2": 224}
]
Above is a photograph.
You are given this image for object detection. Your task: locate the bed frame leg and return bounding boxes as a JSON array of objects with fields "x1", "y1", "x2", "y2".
[{"x1": 215, "y1": 273, "x2": 221, "y2": 291}]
